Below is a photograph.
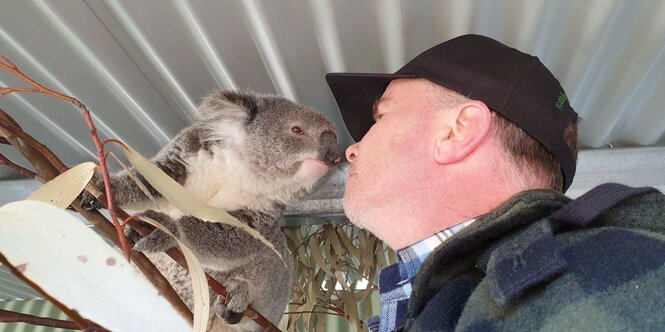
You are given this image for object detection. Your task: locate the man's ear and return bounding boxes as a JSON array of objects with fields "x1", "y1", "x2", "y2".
[{"x1": 433, "y1": 100, "x2": 492, "y2": 164}]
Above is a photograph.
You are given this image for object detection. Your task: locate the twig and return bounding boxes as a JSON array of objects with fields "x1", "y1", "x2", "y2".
[
  {"x1": 0, "y1": 54, "x2": 17, "y2": 68},
  {"x1": 0, "y1": 108, "x2": 69, "y2": 174},
  {"x1": 0, "y1": 87, "x2": 40, "y2": 97},
  {"x1": 0, "y1": 308, "x2": 80, "y2": 329},
  {"x1": 0, "y1": 152, "x2": 37, "y2": 178},
  {"x1": 0, "y1": 253, "x2": 95, "y2": 330}
]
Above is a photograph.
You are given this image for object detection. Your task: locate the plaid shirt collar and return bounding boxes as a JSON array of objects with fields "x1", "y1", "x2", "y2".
[{"x1": 367, "y1": 219, "x2": 475, "y2": 332}]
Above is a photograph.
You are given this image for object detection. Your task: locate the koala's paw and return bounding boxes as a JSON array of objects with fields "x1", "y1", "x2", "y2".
[
  {"x1": 212, "y1": 297, "x2": 244, "y2": 325},
  {"x1": 132, "y1": 210, "x2": 178, "y2": 253},
  {"x1": 213, "y1": 280, "x2": 251, "y2": 325},
  {"x1": 80, "y1": 191, "x2": 104, "y2": 210},
  {"x1": 80, "y1": 172, "x2": 105, "y2": 210}
]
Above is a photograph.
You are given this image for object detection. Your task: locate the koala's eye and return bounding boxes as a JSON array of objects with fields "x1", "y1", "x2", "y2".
[{"x1": 291, "y1": 126, "x2": 304, "y2": 135}]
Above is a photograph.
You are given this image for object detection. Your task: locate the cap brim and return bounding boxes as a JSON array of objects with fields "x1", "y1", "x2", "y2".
[{"x1": 326, "y1": 72, "x2": 418, "y2": 142}]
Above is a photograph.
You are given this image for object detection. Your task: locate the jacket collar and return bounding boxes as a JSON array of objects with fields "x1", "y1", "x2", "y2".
[{"x1": 407, "y1": 189, "x2": 571, "y2": 317}]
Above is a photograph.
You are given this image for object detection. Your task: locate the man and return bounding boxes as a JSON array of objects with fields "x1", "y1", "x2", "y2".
[{"x1": 326, "y1": 34, "x2": 665, "y2": 331}]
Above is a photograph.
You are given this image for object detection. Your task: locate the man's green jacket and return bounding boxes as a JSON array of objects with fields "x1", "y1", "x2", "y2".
[{"x1": 403, "y1": 188, "x2": 665, "y2": 331}]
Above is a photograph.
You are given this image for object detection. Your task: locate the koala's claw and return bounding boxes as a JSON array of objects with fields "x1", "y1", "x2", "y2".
[
  {"x1": 80, "y1": 171, "x2": 106, "y2": 210},
  {"x1": 223, "y1": 310, "x2": 244, "y2": 325},
  {"x1": 79, "y1": 191, "x2": 105, "y2": 210},
  {"x1": 212, "y1": 297, "x2": 245, "y2": 325}
]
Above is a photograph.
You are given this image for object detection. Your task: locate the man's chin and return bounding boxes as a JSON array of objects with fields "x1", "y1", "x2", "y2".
[{"x1": 343, "y1": 196, "x2": 369, "y2": 230}]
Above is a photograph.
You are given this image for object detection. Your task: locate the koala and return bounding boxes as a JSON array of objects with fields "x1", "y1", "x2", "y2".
[{"x1": 81, "y1": 90, "x2": 341, "y2": 331}]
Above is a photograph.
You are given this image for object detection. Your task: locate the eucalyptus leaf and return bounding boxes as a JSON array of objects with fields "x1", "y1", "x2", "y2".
[
  {"x1": 0, "y1": 200, "x2": 192, "y2": 331},
  {"x1": 27, "y1": 161, "x2": 96, "y2": 209}
]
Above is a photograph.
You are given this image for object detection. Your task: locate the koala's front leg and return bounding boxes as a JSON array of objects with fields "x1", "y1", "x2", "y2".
[
  {"x1": 80, "y1": 168, "x2": 160, "y2": 210},
  {"x1": 80, "y1": 140, "x2": 190, "y2": 210},
  {"x1": 132, "y1": 210, "x2": 178, "y2": 253}
]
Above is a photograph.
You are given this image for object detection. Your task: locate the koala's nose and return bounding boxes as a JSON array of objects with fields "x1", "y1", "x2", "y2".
[{"x1": 319, "y1": 131, "x2": 342, "y2": 166}]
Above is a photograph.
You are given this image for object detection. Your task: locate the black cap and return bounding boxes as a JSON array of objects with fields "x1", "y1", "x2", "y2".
[{"x1": 326, "y1": 34, "x2": 578, "y2": 191}]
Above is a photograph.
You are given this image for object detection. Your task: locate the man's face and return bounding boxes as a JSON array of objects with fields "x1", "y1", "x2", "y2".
[{"x1": 344, "y1": 79, "x2": 437, "y2": 233}]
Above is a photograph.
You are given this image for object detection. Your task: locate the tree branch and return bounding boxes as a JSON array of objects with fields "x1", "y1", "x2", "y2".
[
  {"x1": 0, "y1": 109, "x2": 68, "y2": 174},
  {"x1": 0, "y1": 152, "x2": 37, "y2": 178},
  {"x1": 0, "y1": 308, "x2": 80, "y2": 329}
]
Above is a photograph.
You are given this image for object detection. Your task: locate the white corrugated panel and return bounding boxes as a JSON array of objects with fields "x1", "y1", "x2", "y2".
[{"x1": 0, "y1": 0, "x2": 664, "y2": 181}]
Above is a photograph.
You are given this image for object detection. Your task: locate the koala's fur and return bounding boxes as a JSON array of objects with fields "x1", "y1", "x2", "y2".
[{"x1": 81, "y1": 90, "x2": 341, "y2": 331}]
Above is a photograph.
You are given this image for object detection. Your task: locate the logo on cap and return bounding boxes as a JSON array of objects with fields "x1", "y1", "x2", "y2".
[{"x1": 555, "y1": 92, "x2": 568, "y2": 111}]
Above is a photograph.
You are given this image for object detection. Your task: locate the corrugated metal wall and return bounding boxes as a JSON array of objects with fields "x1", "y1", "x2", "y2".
[
  {"x1": 1, "y1": 0, "x2": 665, "y2": 181},
  {"x1": 0, "y1": 300, "x2": 70, "y2": 332}
]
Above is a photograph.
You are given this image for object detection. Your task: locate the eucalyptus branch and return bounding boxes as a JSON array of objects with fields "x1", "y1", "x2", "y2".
[
  {"x1": 0, "y1": 152, "x2": 37, "y2": 178},
  {"x1": 0, "y1": 110, "x2": 68, "y2": 175},
  {"x1": 0, "y1": 308, "x2": 81, "y2": 329}
]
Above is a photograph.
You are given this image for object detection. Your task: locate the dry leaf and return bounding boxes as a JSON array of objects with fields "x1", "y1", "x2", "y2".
[
  {"x1": 285, "y1": 224, "x2": 395, "y2": 331},
  {"x1": 27, "y1": 161, "x2": 96, "y2": 209}
]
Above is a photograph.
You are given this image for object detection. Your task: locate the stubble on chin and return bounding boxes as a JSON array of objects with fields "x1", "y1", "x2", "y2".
[{"x1": 343, "y1": 192, "x2": 368, "y2": 230}]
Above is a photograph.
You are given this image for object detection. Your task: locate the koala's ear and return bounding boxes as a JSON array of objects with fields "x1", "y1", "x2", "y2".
[{"x1": 198, "y1": 90, "x2": 260, "y2": 122}]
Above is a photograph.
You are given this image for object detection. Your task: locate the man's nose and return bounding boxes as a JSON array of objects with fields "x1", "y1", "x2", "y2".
[{"x1": 345, "y1": 143, "x2": 359, "y2": 162}]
